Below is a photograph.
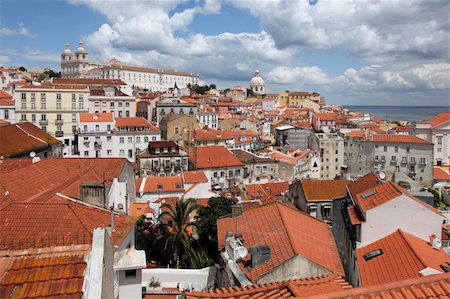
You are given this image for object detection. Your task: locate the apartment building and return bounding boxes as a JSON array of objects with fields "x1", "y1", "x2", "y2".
[
  {"x1": 89, "y1": 86, "x2": 136, "y2": 117},
  {"x1": 77, "y1": 113, "x2": 160, "y2": 162},
  {"x1": 310, "y1": 132, "x2": 345, "y2": 179},
  {"x1": 415, "y1": 112, "x2": 450, "y2": 165}
]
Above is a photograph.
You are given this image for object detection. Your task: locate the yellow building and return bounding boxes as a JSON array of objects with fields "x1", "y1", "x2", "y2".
[
  {"x1": 15, "y1": 85, "x2": 90, "y2": 138},
  {"x1": 288, "y1": 91, "x2": 321, "y2": 106},
  {"x1": 278, "y1": 91, "x2": 289, "y2": 107}
]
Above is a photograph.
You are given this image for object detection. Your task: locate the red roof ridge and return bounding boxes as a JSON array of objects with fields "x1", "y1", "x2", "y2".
[{"x1": 397, "y1": 229, "x2": 428, "y2": 270}]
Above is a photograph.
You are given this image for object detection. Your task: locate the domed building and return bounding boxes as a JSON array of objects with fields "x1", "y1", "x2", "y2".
[
  {"x1": 250, "y1": 70, "x2": 265, "y2": 95},
  {"x1": 60, "y1": 41, "x2": 90, "y2": 78}
]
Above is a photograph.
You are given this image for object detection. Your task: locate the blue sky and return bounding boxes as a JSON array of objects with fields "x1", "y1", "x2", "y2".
[{"x1": 1, "y1": 0, "x2": 449, "y2": 106}]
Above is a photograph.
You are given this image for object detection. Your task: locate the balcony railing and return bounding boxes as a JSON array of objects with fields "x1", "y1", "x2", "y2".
[
  {"x1": 94, "y1": 141, "x2": 102, "y2": 149},
  {"x1": 55, "y1": 131, "x2": 64, "y2": 137},
  {"x1": 409, "y1": 160, "x2": 416, "y2": 165},
  {"x1": 39, "y1": 119, "x2": 48, "y2": 126},
  {"x1": 55, "y1": 119, "x2": 64, "y2": 125}
]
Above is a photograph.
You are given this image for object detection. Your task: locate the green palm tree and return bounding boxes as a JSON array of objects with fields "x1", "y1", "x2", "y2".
[{"x1": 159, "y1": 198, "x2": 211, "y2": 268}]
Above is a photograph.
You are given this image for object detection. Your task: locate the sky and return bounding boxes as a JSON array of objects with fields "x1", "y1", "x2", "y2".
[{"x1": 1, "y1": 0, "x2": 449, "y2": 106}]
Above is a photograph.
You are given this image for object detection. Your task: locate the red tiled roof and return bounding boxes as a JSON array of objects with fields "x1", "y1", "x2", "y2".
[
  {"x1": 356, "y1": 229, "x2": 450, "y2": 287},
  {"x1": 0, "y1": 201, "x2": 134, "y2": 250},
  {"x1": 185, "y1": 274, "x2": 351, "y2": 298},
  {"x1": 130, "y1": 202, "x2": 154, "y2": 217},
  {"x1": 52, "y1": 78, "x2": 126, "y2": 86},
  {"x1": 0, "y1": 123, "x2": 61, "y2": 158},
  {"x1": 217, "y1": 202, "x2": 344, "y2": 282},
  {"x1": 344, "y1": 130, "x2": 365, "y2": 138},
  {"x1": 314, "y1": 112, "x2": 337, "y2": 121},
  {"x1": 79, "y1": 112, "x2": 114, "y2": 123},
  {"x1": 267, "y1": 151, "x2": 299, "y2": 165},
  {"x1": 189, "y1": 146, "x2": 243, "y2": 169},
  {"x1": 0, "y1": 245, "x2": 90, "y2": 299},
  {"x1": 17, "y1": 84, "x2": 89, "y2": 90},
  {"x1": 422, "y1": 112, "x2": 450, "y2": 128},
  {"x1": 0, "y1": 158, "x2": 127, "y2": 208},
  {"x1": 434, "y1": 166, "x2": 450, "y2": 181},
  {"x1": 301, "y1": 180, "x2": 350, "y2": 201},
  {"x1": 347, "y1": 172, "x2": 380, "y2": 200},
  {"x1": 137, "y1": 176, "x2": 184, "y2": 193},
  {"x1": 245, "y1": 181, "x2": 290, "y2": 200},
  {"x1": 182, "y1": 171, "x2": 208, "y2": 183},
  {"x1": 310, "y1": 272, "x2": 450, "y2": 299},
  {"x1": 115, "y1": 117, "x2": 158, "y2": 132},
  {"x1": 370, "y1": 134, "x2": 432, "y2": 144},
  {"x1": 0, "y1": 98, "x2": 14, "y2": 106},
  {"x1": 347, "y1": 205, "x2": 364, "y2": 225}
]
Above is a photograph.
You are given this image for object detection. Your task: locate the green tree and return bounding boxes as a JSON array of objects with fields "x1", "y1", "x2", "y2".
[
  {"x1": 196, "y1": 197, "x2": 233, "y2": 262},
  {"x1": 135, "y1": 216, "x2": 173, "y2": 266},
  {"x1": 160, "y1": 198, "x2": 211, "y2": 268}
]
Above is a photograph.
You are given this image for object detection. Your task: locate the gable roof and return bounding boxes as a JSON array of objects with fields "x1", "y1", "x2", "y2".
[
  {"x1": 189, "y1": 146, "x2": 243, "y2": 169},
  {"x1": 182, "y1": 171, "x2": 208, "y2": 183},
  {"x1": 231, "y1": 149, "x2": 277, "y2": 164},
  {"x1": 79, "y1": 112, "x2": 114, "y2": 123},
  {"x1": 115, "y1": 117, "x2": 158, "y2": 131},
  {"x1": 301, "y1": 180, "x2": 350, "y2": 201},
  {"x1": 434, "y1": 166, "x2": 450, "y2": 181},
  {"x1": 309, "y1": 272, "x2": 450, "y2": 299},
  {"x1": 0, "y1": 245, "x2": 90, "y2": 299},
  {"x1": 369, "y1": 134, "x2": 432, "y2": 144},
  {"x1": 217, "y1": 202, "x2": 344, "y2": 282},
  {"x1": 347, "y1": 172, "x2": 380, "y2": 200},
  {"x1": 184, "y1": 274, "x2": 351, "y2": 298},
  {"x1": 245, "y1": 181, "x2": 290, "y2": 200},
  {"x1": 0, "y1": 201, "x2": 134, "y2": 250},
  {"x1": 136, "y1": 176, "x2": 184, "y2": 193},
  {"x1": 422, "y1": 112, "x2": 450, "y2": 128},
  {"x1": 0, "y1": 123, "x2": 61, "y2": 158},
  {"x1": 356, "y1": 229, "x2": 450, "y2": 287}
]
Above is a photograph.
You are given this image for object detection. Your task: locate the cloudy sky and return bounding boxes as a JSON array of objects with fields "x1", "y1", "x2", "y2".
[{"x1": 1, "y1": 0, "x2": 449, "y2": 106}]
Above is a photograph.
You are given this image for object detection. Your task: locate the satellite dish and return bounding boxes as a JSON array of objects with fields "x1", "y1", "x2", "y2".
[
  {"x1": 379, "y1": 171, "x2": 386, "y2": 180},
  {"x1": 235, "y1": 246, "x2": 248, "y2": 259},
  {"x1": 30, "y1": 151, "x2": 36, "y2": 158}
]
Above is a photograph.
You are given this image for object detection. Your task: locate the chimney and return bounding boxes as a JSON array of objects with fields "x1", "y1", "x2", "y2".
[
  {"x1": 249, "y1": 245, "x2": 271, "y2": 268},
  {"x1": 231, "y1": 203, "x2": 243, "y2": 218},
  {"x1": 110, "y1": 206, "x2": 115, "y2": 231}
]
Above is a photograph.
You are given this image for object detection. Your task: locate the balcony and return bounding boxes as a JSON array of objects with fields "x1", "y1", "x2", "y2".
[
  {"x1": 55, "y1": 119, "x2": 64, "y2": 125},
  {"x1": 401, "y1": 159, "x2": 407, "y2": 165},
  {"x1": 39, "y1": 119, "x2": 48, "y2": 126},
  {"x1": 390, "y1": 159, "x2": 397, "y2": 165},
  {"x1": 409, "y1": 160, "x2": 416, "y2": 165},
  {"x1": 94, "y1": 141, "x2": 102, "y2": 149},
  {"x1": 55, "y1": 131, "x2": 64, "y2": 137},
  {"x1": 419, "y1": 160, "x2": 427, "y2": 166}
]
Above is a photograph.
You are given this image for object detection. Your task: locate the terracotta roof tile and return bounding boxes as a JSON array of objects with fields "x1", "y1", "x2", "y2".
[
  {"x1": 0, "y1": 245, "x2": 90, "y2": 299},
  {"x1": 245, "y1": 181, "x2": 290, "y2": 200},
  {"x1": 189, "y1": 146, "x2": 243, "y2": 169},
  {"x1": 422, "y1": 112, "x2": 450, "y2": 128},
  {"x1": 434, "y1": 166, "x2": 450, "y2": 181},
  {"x1": 301, "y1": 180, "x2": 350, "y2": 201},
  {"x1": 217, "y1": 202, "x2": 344, "y2": 282},
  {"x1": 79, "y1": 112, "x2": 114, "y2": 123},
  {"x1": 130, "y1": 202, "x2": 154, "y2": 217},
  {"x1": 18, "y1": 84, "x2": 89, "y2": 90},
  {"x1": 115, "y1": 117, "x2": 158, "y2": 131},
  {"x1": 182, "y1": 171, "x2": 208, "y2": 183},
  {"x1": 185, "y1": 274, "x2": 351, "y2": 298},
  {"x1": 51, "y1": 78, "x2": 126, "y2": 86},
  {"x1": 310, "y1": 272, "x2": 450, "y2": 299},
  {"x1": 356, "y1": 229, "x2": 450, "y2": 287},
  {"x1": 137, "y1": 176, "x2": 184, "y2": 193},
  {"x1": 370, "y1": 134, "x2": 432, "y2": 144},
  {"x1": 0, "y1": 123, "x2": 61, "y2": 158},
  {"x1": 347, "y1": 172, "x2": 380, "y2": 200},
  {"x1": 0, "y1": 99, "x2": 14, "y2": 106},
  {"x1": 344, "y1": 130, "x2": 365, "y2": 138}
]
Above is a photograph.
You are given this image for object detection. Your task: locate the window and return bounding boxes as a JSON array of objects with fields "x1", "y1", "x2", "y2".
[
  {"x1": 118, "y1": 111, "x2": 122, "y2": 117},
  {"x1": 21, "y1": 93, "x2": 26, "y2": 100},
  {"x1": 213, "y1": 172, "x2": 218, "y2": 178},
  {"x1": 128, "y1": 137, "x2": 132, "y2": 143},
  {"x1": 406, "y1": 146, "x2": 410, "y2": 153},
  {"x1": 79, "y1": 101, "x2": 84, "y2": 110},
  {"x1": 308, "y1": 205, "x2": 317, "y2": 218},
  {"x1": 220, "y1": 171, "x2": 225, "y2": 177},
  {"x1": 72, "y1": 125, "x2": 77, "y2": 132},
  {"x1": 31, "y1": 114, "x2": 36, "y2": 122},
  {"x1": 152, "y1": 137, "x2": 156, "y2": 141},
  {"x1": 126, "y1": 111, "x2": 130, "y2": 117},
  {"x1": 56, "y1": 93, "x2": 61, "y2": 101},
  {"x1": 144, "y1": 137, "x2": 149, "y2": 143},
  {"x1": 120, "y1": 137, "x2": 124, "y2": 143},
  {"x1": 84, "y1": 151, "x2": 89, "y2": 157},
  {"x1": 40, "y1": 93, "x2": 46, "y2": 101},
  {"x1": 41, "y1": 114, "x2": 47, "y2": 121},
  {"x1": 136, "y1": 137, "x2": 141, "y2": 143},
  {"x1": 228, "y1": 170, "x2": 233, "y2": 177},
  {"x1": 128, "y1": 150, "x2": 133, "y2": 158},
  {"x1": 175, "y1": 127, "x2": 179, "y2": 134},
  {"x1": 118, "y1": 102, "x2": 123, "y2": 107},
  {"x1": 394, "y1": 146, "x2": 398, "y2": 153},
  {"x1": 56, "y1": 102, "x2": 61, "y2": 110},
  {"x1": 437, "y1": 137, "x2": 442, "y2": 145},
  {"x1": 420, "y1": 158, "x2": 426, "y2": 165},
  {"x1": 21, "y1": 102, "x2": 26, "y2": 110},
  {"x1": 110, "y1": 102, "x2": 115, "y2": 108},
  {"x1": 107, "y1": 136, "x2": 112, "y2": 142},
  {"x1": 126, "y1": 102, "x2": 130, "y2": 107},
  {"x1": 107, "y1": 150, "x2": 112, "y2": 156},
  {"x1": 41, "y1": 126, "x2": 46, "y2": 132},
  {"x1": 41, "y1": 102, "x2": 46, "y2": 110},
  {"x1": 31, "y1": 93, "x2": 35, "y2": 101},
  {"x1": 102, "y1": 101, "x2": 107, "y2": 107},
  {"x1": 322, "y1": 205, "x2": 331, "y2": 221},
  {"x1": 391, "y1": 156, "x2": 396, "y2": 162},
  {"x1": 56, "y1": 114, "x2": 62, "y2": 121},
  {"x1": 95, "y1": 101, "x2": 99, "y2": 107},
  {"x1": 383, "y1": 146, "x2": 387, "y2": 152},
  {"x1": 72, "y1": 94, "x2": 76, "y2": 102},
  {"x1": 83, "y1": 125, "x2": 88, "y2": 132},
  {"x1": 107, "y1": 124, "x2": 111, "y2": 131},
  {"x1": 95, "y1": 125, "x2": 99, "y2": 132},
  {"x1": 119, "y1": 150, "x2": 125, "y2": 156},
  {"x1": 31, "y1": 102, "x2": 35, "y2": 110}
]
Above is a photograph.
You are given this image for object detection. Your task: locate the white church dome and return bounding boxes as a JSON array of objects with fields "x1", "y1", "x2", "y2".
[
  {"x1": 75, "y1": 41, "x2": 87, "y2": 54},
  {"x1": 62, "y1": 43, "x2": 72, "y2": 56},
  {"x1": 250, "y1": 70, "x2": 265, "y2": 86}
]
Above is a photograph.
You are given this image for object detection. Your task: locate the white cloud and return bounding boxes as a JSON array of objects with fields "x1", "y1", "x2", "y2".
[
  {"x1": 0, "y1": 55, "x2": 11, "y2": 65},
  {"x1": 2, "y1": 48, "x2": 59, "y2": 63},
  {"x1": 0, "y1": 23, "x2": 36, "y2": 37},
  {"x1": 267, "y1": 66, "x2": 330, "y2": 85}
]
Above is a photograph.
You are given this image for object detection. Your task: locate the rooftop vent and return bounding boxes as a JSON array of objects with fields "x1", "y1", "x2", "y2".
[
  {"x1": 363, "y1": 248, "x2": 383, "y2": 261},
  {"x1": 361, "y1": 189, "x2": 377, "y2": 199},
  {"x1": 249, "y1": 245, "x2": 271, "y2": 268}
]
